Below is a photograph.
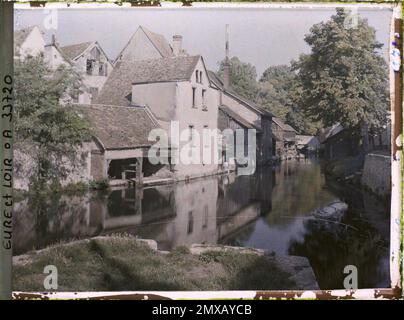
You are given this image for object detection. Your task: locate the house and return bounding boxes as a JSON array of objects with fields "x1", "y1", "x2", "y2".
[
  {"x1": 319, "y1": 123, "x2": 361, "y2": 160},
  {"x1": 114, "y1": 25, "x2": 179, "y2": 63},
  {"x1": 14, "y1": 25, "x2": 45, "y2": 59},
  {"x1": 296, "y1": 135, "x2": 320, "y2": 154},
  {"x1": 208, "y1": 70, "x2": 273, "y2": 166},
  {"x1": 96, "y1": 54, "x2": 220, "y2": 180},
  {"x1": 319, "y1": 122, "x2": 390, "y2": 160},
  {"x1": 44, "y1": 35, "x2": 72, "y2": 70},
  {"x1": 60, "y1": 40, "x2": 113, "y2": 103},
  {"x1": 271, "y1": 117, "x2": 298, "y2": 160}
]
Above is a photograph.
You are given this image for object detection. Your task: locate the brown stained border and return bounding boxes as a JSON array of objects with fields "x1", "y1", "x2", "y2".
[{"x1": 6, "y1": 1, "x2": 404, "y2": 300}]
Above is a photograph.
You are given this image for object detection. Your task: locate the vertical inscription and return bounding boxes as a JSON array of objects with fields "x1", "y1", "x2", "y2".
[{"x1": 1, "y1": 74, "x2": 13, "y2": 251}]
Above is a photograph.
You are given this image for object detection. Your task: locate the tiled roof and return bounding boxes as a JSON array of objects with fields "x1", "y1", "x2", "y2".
[
  {"x1": 219, "y1": 105, "x2": 261, "y2": 131},
  {"x1": 207, "y1": 70, "x2": 272, "y2": 118},
  {"x1": 272, "y1": 117, "x2": 297, "y2": 133},
  {"x1": 60, "y1": 41, "x2": 93, "y2": 60},
  {"x1": 319, "y1": 123, "x2": 344, "y2": 143},
  {"x1": 95, "y1": 55, "x2": 201, "y2": 106},
  {"x1": 141, "y1": 26, "x2": 174, "y2": 58},
  {"x1": 74, "y1": 104, "x2": 160, "y2": 150}
]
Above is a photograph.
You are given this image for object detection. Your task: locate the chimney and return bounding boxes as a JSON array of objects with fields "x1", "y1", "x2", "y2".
[
  {"x1": 172, "y1": 35, "x2": 183, "y2": 56},
  {"x1": 223, "y1": 24, "x2": 230, "y2": 90}
]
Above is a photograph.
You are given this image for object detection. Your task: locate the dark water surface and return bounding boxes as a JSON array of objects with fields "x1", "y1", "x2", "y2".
[{"x1": 14, "y1": 159, "x2": 390, "y2": 289}]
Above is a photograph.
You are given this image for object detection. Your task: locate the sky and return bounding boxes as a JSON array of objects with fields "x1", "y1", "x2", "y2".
[{"x1": 14, "y1": 6, "x2": 393, "y2": 77}]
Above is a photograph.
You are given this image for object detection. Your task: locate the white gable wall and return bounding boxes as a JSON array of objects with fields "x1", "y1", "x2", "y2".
[
  {"x1": 117, "y1": 28, "x2": 164, "y2": 62},
  {"x1": 18, "y1": 26, "x2": 45, "y2": 58}
]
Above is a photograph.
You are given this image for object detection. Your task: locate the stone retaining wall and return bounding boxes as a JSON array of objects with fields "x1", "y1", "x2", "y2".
[{"x1": 361, "y1": 153, "x2": 391, "y2": 196}]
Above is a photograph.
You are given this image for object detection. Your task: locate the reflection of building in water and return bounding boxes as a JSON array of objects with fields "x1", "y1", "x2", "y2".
[{"x1": 13, "y1": 171, "x2": 273, "y2": 254}]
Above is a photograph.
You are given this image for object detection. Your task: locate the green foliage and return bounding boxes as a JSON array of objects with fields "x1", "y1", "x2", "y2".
[
  {"x1": 89, "y1": 179, "x2": 110, "y2": 190},
  {"x1": 217, "y1": 57, "x2": 260, "y2": 102},
  {"x1": 14, "y1": 54, "x2": 92, "y2": 189},
  {"x1": 216, "y1": 58, "x2": 320, "y2": 134},
  {"x1": 293, "y1": 8, "x2": 389, "y2": 131}
]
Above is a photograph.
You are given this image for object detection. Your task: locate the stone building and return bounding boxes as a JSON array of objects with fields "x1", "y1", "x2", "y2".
[{"x1": 96, "y1": 54, "x2": 220, "y2": 180}]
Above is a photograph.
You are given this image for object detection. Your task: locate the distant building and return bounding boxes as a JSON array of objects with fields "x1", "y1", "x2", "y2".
[
  {"x1": 209, "y1": 71, "x2": 272, "y2": 166},
  {"x1": 296, "y1": 135, "x2": 320, "y2": 154},
  {"x1": 319, "y1": 122, "x2": 390, "y2": 160},
  {"x1": 115, "y1": 26, "x2": 179, "y2": 62},
  {"x1": 14, "y1": 25, "x2": 45, "y2": 59},
  {"x1": 272, "y1": 117, "x2": 298, "y2": 160},
  {"x1": 60, "y1": 41, "x2": 113, "y2": 103}
]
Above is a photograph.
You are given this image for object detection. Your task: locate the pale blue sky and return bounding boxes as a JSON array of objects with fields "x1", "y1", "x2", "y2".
[{"x1": 15, "y1": 6, "x2": 392, "y2": 76}]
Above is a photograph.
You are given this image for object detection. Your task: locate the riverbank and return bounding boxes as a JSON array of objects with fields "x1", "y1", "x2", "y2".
[
  {"x1": 13, "y1": 235, "x2": 318, "y2": 291},
  {"x1": 323, "y1": 153, "x2": 390, "y2": 202}
]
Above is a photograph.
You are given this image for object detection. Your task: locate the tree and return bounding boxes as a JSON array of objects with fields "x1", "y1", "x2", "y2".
[
  {"x1": 217, "y1": 57, "x2": 259, "y2": 102},
  {"x1": 258, "y1": 65, "x2": 320, "y2": 134},
  {"x1": 14, "y1": 54, "x2": 92, "y2": 189},
  {"x1": 293, "y1": 8, "x2": 389, "y2": 133},
  {"x1": 258, "y1": 65, "x2": 294, "y2": 119}
]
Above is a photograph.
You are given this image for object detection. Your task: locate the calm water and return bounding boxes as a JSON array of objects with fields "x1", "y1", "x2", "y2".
[{"x1": 14, "y1": 159, "x2": 390, "y2": 289}]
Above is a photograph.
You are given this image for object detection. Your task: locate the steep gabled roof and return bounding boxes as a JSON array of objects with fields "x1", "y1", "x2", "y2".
[
  {"x1": 74, "y1": 104, "x2": 160, "y2": 150},
  {"x1": 207, "y1": 70, "x2": 272, "y2": 118},
  {"x1": 272, "y1": 117, "x2": 298, "y2": 133},
  {"x1": 95, "y1": 55, "x2": 201, "y2": 106},
  {"x1": 14, "y1": 25, "x2": 40, "y2": 49},
  {"x1": 141, "y1": 26, "x2": 174, "y2": 58},
  {"x1": 60, "y1": 41, "x2": 93, "y2": 60},
  {"x1": 319, "y1": 123, "x2": 344, "y2": 144},
  {"x1": 219, "y1": 105, "x2": 261, "y2": 132},
  {"x1": 114, "y1": 26, "x2": 173, "y2": 64}
]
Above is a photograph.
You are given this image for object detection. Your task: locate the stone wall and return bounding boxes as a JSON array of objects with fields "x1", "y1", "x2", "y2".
[{"x1": 361, "y1": 153, "x2": 391, "y2": 196}]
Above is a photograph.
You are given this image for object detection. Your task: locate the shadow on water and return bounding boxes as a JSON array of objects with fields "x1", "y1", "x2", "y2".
[{"x1": 13, "y1": 158, "x2": 390, "y2": 289}]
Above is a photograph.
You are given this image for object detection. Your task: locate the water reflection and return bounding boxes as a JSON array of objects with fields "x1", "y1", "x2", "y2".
[{"x1": 13, "y1": 158, "x2": 390, "y2": 289}]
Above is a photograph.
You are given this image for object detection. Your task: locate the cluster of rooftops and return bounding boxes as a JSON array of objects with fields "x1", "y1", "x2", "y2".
[{"x1": 15, "y1": 24, "x2": 300, "y2": 154}]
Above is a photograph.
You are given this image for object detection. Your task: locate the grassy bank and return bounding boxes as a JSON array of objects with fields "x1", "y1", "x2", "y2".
[{"x1": 13, "y1": 236, "x2": 295, "y2": 291}]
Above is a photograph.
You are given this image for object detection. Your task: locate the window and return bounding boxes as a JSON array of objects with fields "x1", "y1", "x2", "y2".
[
  {"x1": 202, "y1": 89, "x2": 207, "y2": 110},
  {"x1": 187, "y1": 211, "x2": 194, "y2": 234},
  {"x1": 200, "y1": 71, "x2": 203, "y2": 84},
  {"x1": 195, "y1": 70, "x2": 199, "y2": 83},
  {"x1": 99, "y1": 63, "x2": 108, "y2": 76},
  {"x1": 86, "y1": 59, "x2": 94, "y2": 75},
  {"x1": 192, "y1": 87, "x2": 196, "y2": 108}
]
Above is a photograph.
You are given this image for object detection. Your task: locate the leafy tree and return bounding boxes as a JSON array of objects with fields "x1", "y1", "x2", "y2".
[
  {"x1": 293, "y1": 8, "x2": 389, "y2": 133},
  {"x1": 258, "y1": 65, "x2": 293, "y2": 119},
  {"x1": 14, "y1": 54, "x2": 92, "y2": 189},
  {"x1": 217, "y1": 57, "x2": 259, "y2": 102}
]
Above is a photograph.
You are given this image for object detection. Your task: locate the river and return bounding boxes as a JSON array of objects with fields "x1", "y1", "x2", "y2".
[{"x1": 13, "y1": 158, "x2": 390, "y2": 289}]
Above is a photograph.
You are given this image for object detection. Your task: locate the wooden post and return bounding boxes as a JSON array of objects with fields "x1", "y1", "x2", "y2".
[
  {"x1": 0, "y1": 1, "x2": 13, "y2": 300},
  {"x1": 136, "y1": 157, "x2": 143, "y2": 186}
]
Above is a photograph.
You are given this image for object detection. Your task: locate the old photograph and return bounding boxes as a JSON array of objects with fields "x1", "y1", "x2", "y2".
[{"x1": 10, "y1": 4, "x2": 394, "y2": 293}]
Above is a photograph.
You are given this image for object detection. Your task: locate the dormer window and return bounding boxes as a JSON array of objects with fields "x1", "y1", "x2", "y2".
[
  {"x1": 199, "y1": 71, "x2": 203, "y2": 84},
  {"x1": 195, "y1": 70, "x2": 199, "y2": 83}
]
